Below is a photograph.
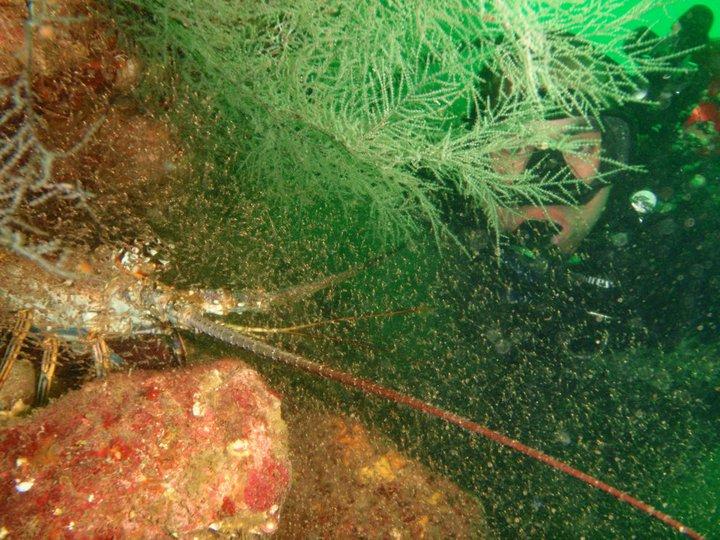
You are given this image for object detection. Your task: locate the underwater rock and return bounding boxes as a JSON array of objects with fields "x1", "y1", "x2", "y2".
[
  {"x1": 0, "y1": 358, "x2": 290, "y2": 537},
  {"x1": 0, "y1": 358, "x2": 35, "y2": 417},
  {"x1": 0, "y1": 3, "x2": 25, "y2": 80},
  {"x1": 279, "y1": 409, "x2": 490, "y2": 538},
  {"x1": 0, "y1": 0, "x2": 121, "y2": 83},
  {"x1": 91, "y1": 107, "x2": 186, "y2": 189}
]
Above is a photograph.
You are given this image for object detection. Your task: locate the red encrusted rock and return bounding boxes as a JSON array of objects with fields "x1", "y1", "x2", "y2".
[{"x1": 0, "y1": 358, "x2": 290, "y2": 537}]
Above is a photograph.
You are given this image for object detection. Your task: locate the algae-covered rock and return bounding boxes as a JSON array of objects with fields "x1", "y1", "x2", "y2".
[
  {"x1": 0, "y1": 359, "x2": 290, "y2": 537},
  {"x1": 280, "y1": 410, "x2": 490, "y2": 538},
  {"x1": 0, "y1": 358, "x2": 35, "y2": 414}
]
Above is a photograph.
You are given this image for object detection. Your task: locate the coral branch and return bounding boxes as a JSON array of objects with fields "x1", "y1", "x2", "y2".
[{"x1": 0, "y1": 4, "x2": 100, "y2": 278}]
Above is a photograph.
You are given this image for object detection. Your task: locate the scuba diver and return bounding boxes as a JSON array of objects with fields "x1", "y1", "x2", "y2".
[
  {"x1": 496, "y1": 4, "x2": 714, "y2": 255},
  {"x1": 599, "y1": 5, "x2": 719, "y2": 347},
  {"x1": 470, "y1": 5, "x2": 716, "y2": 356}
]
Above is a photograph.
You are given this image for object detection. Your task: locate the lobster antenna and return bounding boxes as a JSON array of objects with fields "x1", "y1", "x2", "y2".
[
  {"x1": 241, "y1": 250, "x2": 400, "y2": 312},
  {"x1": 225, "y1": 305, "x2": 428, "y2": 334},
  {"x1": 178, "y1": 312, "x2": 704, "y2": 539}
]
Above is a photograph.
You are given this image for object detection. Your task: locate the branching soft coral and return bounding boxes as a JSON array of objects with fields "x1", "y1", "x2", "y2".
[
  {"x1": 473, "y1": 0, "x2": 673, "y2": 118},
  {"x1": 108, "y1": 0, "x2": 674, "y2": 247},
  {"x1": 1, "y1": 44, "x2": 97, "y2": 278}
]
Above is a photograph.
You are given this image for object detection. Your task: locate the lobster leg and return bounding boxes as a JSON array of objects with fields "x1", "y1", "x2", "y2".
[
  {"x1": 36, "y1": 335, "x2": 59, "y2": 406},
  {"x1": 0, "y1": 309, "x2": 32, "y2": 389},
  {"x1": 168, "y1": 327, "x2": 186, "y2": 367},
  {"x1": 91, "y1": 335, "x2": 111, "y2": 378}
]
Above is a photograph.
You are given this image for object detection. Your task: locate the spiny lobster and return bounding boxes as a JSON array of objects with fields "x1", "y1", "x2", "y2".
[
  {"x1": 0, "y1": 243, "x2": 704, "y2": 539},
  {"x1": 0, "y1": 242, "x2": 360, "y2": 404}
]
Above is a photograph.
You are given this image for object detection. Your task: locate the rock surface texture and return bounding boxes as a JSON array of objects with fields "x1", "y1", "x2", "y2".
[
  {"x1": 0, "y1": 359, "x2": 290, "y2": 538},
  {"x1": 279, "y1": 410, "x2": 489, "y2": 538}
]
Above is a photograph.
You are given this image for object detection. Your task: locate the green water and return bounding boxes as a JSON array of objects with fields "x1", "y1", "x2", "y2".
[
  {"x1": 107, "y1": 1, "x2": 720, "y2": 537},
  {"x1": 643, "y1": 1, "x2": 719, "y2": 39},
  {"x1": 168, "y1": 159, "x2": 720, "y2": 538}
]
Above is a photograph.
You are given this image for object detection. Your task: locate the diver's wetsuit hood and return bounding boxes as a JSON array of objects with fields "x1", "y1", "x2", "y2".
[{"x1": 674, "y1": 5, "x2": 714, "y2": 53}]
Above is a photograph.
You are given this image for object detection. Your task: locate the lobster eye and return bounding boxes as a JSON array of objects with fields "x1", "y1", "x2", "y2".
[{"x1": 199, "y1": 289, "x2": 234, "y2": 315}]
